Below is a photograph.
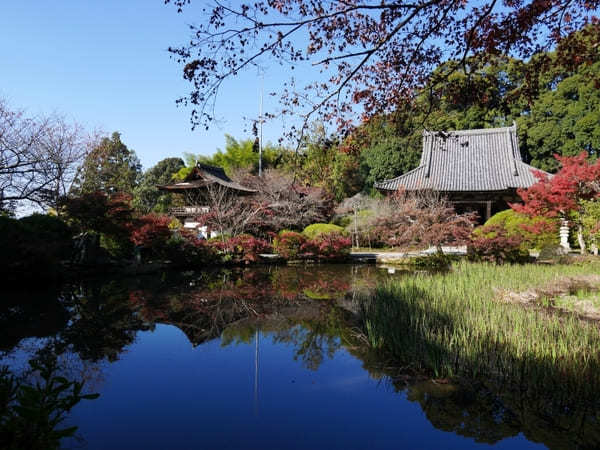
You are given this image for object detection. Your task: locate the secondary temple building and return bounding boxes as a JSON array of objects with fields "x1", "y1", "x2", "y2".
[
  {"x1": 158, "y1": 163, "x2": 256, "y2": 235},
  {"x1": 374, "y1": 124, "x2": 547, "y2": 222}
]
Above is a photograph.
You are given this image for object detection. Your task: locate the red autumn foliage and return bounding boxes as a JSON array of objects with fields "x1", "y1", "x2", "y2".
[
  {"x1": 518, "y1": 220, "x2": 559, "y2": 236},
  {"x1": 513, "y1": 152, "x2": 600, "y2": 218},
  {"x1": 273, "y1": 231, "x2": 307, "y2": 260},
  {"x1": 301, "y1": 233, "x2": 352, "y2": 262},
  {"x1": 168, "y1": 0, "x2": 600, "y2": 134},
  {"x1": 60, "y1": 191, "x2": 135, "y2": 237},
  {"x1": 371, "y1": 190, "x2": 476, "y2": 249},
  {"x1": 209, "y1": 234, "x2": 271, "y2": 264},
  {"x1": 272, "y1": 230, "x2": 351, "y2": 261},
  {"x1": 131, "y1": 214, "x2": 172, "y2": 249},
  {"x1": 468, "y1": 225, "x2": 529, "y2": 264}
]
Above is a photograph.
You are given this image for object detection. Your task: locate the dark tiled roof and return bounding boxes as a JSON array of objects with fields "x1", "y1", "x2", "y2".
[
  {"x1": 157, "y1": 163, "x2": 257, "y2": 193},
  {"x1": 374, "y1": 125, "x2": 548, "y2": 192}
]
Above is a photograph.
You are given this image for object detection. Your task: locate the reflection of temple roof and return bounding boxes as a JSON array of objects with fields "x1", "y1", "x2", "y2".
[{"x1": 157, "y1": 163, "x2": 257, "y2": 194}]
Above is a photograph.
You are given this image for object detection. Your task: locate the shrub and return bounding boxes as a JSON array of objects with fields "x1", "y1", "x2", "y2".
[
  {"x1": 100, "y1": 233, "x2": 134, "y2": 260},
  {"x1": 468, "y1": 225, "x2": 529, "y2": 264},
  {"x1": 537, "y1": 244, "x2": 569, "y2": 263},
  {"x1": 273, "y1": 231, "x2": 307, "y2": 260},
  {"x1": 0, "y1": 215, "x2": 73, "y2": 283},
  {"x1": 302, "y1": 223, "x2": 346, "y2": 239},
  {"x1": 209, "y1": 234, "x2": 271, "y2": 264},
  {"x1": 580, "y1": 199, "x2": 600, "y2": 251},
  {"x1": 168, "y1": 217, "x2": 182, "y2": 230},
  {"x1": 19, "y1": 214, "x2": 74, "y2": 259},
  {"x1": 164, "y1": 231, "x2": 215, "y2": 266},
  {"x1": 301, "y1": 232, "x2": 352, "y2": 261},
  {"x1": 411, "y1": 252, "x2": 457, "y2": 270},
  {"x1": 483, "y1": 209, "x2": 558, "y2": 250},
  {"x1": 370, "y1": 191, "x2": 475, "y2": 249}
]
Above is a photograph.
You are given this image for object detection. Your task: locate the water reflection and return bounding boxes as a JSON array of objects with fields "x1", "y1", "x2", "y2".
[{"x1": 1, "y1": 265, "x2": 598, "y2": 449}]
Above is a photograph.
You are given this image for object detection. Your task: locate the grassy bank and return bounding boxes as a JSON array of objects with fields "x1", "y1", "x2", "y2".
[{"x1": 360, "y1": 261, "x2": 600, "y2": 398}]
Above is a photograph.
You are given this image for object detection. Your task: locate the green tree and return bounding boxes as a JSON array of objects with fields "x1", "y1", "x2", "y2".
[
  {"x1": 347, "y1": 56, "x2": 525, "y2": 192},
  {"x1": 133, "y1": 157, "x2": 185, "y2": 213},
  {"x1": 72, "y1": 132, "x2": 141, "y2": 195},
  {"x1": 286, "y1": 123, "x2": 362, "y2": 201},
  {"x1": 183, "y1": 135, "x2": 282, "y2": 176},
  {"x1": 518, "y1": 61, "x2": 600, "y2": 172}
]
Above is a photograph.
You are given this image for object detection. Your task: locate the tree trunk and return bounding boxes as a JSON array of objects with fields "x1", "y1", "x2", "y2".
[{"x1": 577, "y1": 224, "x2": 586, "y2": 254}]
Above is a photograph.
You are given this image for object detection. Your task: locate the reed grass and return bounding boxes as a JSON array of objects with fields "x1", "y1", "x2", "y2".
[{"x1": 361, "y1": 261, "x2": 600, "y2": 398}]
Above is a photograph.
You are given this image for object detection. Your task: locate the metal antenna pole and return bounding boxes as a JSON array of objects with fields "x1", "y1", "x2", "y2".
[
  {"x1": 259, "y1": 73, "x2": 264, "y2": 177},
  {"x1": 254, "y1": 329, "x2": 259, "y2": 415}
]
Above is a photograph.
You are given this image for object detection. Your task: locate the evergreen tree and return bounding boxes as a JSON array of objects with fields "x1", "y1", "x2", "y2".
[
  {"x1": 518, "y1": 61, "x2": 600, "y2": 171},
  {"x1": 72, "y1": 132, "x2": 141, "y2": 195},
  {"x1": 133, "y1": 157, "x2": 185, "y2": 213}
]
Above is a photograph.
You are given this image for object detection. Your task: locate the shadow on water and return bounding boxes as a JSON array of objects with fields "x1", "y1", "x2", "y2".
[{"x1": 1, "y1": 264, "x2": 599, "y2": 449}]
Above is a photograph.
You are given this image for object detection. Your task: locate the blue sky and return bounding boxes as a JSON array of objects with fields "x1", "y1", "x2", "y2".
[{"x1": 0, "y1": 1, "x2": 286, "y2": 170}]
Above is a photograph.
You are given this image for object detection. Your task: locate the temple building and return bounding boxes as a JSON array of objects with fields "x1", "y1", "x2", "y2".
[
  {"x1": 374, "y1": 124, "x2": 548, "y2": 222},
  {"x1": 157, "y1": 163, "x2": 256, "y2": 234}
]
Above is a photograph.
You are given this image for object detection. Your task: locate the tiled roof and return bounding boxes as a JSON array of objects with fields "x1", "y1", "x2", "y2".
[
  {"x1": 157, "y1": 163, "x2": 257, "y2": 193},
  {"x1": 194, "y1": 163, "x2": 257, "y2": 193},
  {"x1": 374, "y1": 124, "x2": 548, "y2": 192}
]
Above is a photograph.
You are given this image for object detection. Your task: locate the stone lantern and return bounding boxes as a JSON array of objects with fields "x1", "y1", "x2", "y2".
[{"x1": 559, "y1": 219, "x2": 570, "y2": 251}]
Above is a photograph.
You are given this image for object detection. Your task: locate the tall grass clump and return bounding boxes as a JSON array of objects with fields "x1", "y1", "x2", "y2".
[{"x1": 360, "y1": 261, "x2": 600, "y2": 399}]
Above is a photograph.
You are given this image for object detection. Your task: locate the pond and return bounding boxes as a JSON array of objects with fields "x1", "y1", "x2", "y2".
[{"x1": 0, "y1": 265, "x2": 596, "y2": 449}]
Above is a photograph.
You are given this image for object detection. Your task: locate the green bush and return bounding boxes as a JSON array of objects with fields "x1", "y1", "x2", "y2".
[
  {"x1": 479, "y1": 209, "x2": 558, "y2": 250},
  {"x1": 302, "y1": 223, "x2": 346, "y2": 239},
  {"x1": 100, "y1": 233, "x2": 133, "y2": 260},
  {"x1": 411, "y1": 252, "x2": 457, "y2": 270},
  {"x1": 332, "y1": 215, "x2": 352, "y2": 228},
  {"x1": 19, "y1": 214, "x2": 74, "y2": 259},
  {"x1": 0, "y1": 215, "x2": 74, "y2": 284}
]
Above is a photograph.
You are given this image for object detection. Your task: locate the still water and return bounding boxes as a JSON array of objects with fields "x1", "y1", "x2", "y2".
[{"x1": 0, "y1": 265, "x2": 592, "y2": 449}]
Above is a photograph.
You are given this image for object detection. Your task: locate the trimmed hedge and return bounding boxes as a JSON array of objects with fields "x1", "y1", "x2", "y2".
[
  {"x1": 302, "y1": 223, "x2": 346, "y2": 239},
  {"x1": 479, "y1": 209, "x2": 559, "y2": 250}
]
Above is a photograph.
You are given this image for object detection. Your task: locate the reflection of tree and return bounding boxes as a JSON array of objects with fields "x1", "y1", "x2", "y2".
[
  {"x1": 406, "y1": 381, "x2": 521, "y2": 444},
  {"x1": 273, "y1": 323, "x2": 340, "y2": 371},
  {"x1": 223, "y1": 308, "x2": 350, "y2": 371},
  {"x1": 0, "y1": 290, "x2": 70, "y2": 352},
  {"x1": 349, "y1": 330, "x2": 600, "y2": 450},
  {"x1": 58, "y1": 281, "x2": 150, "y2": 362},
  {"x1": 398, "y1": 379, "x2": 600, "y2": 450},
  {"x1": 130, "y1": 266, "x2": 364, "y2": 347},
  {"x1": 3, "y1": 265, "x2": 600, "y2": 449}
]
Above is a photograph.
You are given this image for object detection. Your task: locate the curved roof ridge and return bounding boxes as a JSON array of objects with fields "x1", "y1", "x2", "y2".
[{"x1": 423, "y1": 125, "x2": 515, "y2": 137}]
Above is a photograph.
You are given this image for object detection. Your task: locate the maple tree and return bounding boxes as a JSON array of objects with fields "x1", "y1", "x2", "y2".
[
  {"x1": 167, "y1": 0, "x2": 599, "y2": 133},
  {"x1": 512, "y1": 152, "x2": 600, "y2": 251},
  {"x1": 370, "y1": 190, "x2": 475, "y2": 250},
  {"x1": 131, "y1": 214, "x2": 173, "y2": 255}
]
